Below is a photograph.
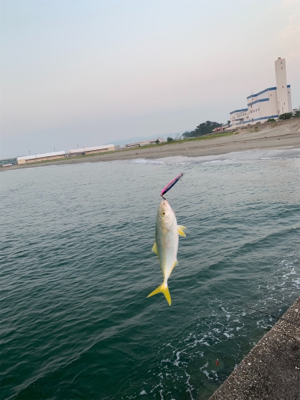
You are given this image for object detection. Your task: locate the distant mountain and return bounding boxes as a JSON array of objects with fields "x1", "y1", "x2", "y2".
[{"x1": 106, "y1": 132, "x2": 184, "y2": 147}]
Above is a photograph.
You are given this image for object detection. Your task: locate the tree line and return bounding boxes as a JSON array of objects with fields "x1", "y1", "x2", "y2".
[{"x1": 182, "y1": 121, "x2": 222, "y2": 138}]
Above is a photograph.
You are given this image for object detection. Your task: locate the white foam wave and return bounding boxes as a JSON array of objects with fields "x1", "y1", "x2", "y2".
[
  {"x1": 202, "y1": 159, "x2": 230, "y2": 164},
  {"x1": 129, "y1": 158, "x2": 164, "y2": 165},
  {"x1": 127, "y1": 148, "x2": 300, "y2": 167}
]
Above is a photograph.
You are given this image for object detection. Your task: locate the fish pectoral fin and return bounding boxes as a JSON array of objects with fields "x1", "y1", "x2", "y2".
[
  {"x1": 178, "y1": 225, "x2": 187, "y2": 237},
  {"x1": 147, "y1": 282, "x2": 171, "y2": 306},
  {"x1": 152, "y1": 242, "x2": 158, "y2": 255}
]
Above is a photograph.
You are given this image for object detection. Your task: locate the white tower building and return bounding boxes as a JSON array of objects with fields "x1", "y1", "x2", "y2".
[
  {"x1": 275, "y1": 57, "x2": 292, "y2": 115},
  {"x1": 229, "y1": 58, "x2": 293, "y2": 128}
]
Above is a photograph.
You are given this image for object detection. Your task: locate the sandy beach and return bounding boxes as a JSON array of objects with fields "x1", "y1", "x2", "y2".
[{"x1": 5, "y1": 119, "x2": 300, "y2": 170}]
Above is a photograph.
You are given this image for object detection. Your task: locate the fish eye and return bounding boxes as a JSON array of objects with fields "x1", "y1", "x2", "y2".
[{"x1": 162, "y1": 212, "x2": 165, "y2": 216}]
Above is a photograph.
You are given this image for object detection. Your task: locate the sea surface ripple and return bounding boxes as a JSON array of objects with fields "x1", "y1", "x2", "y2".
[{"x1": 0, "y1": 151, "x2": 299, "y2": 399}]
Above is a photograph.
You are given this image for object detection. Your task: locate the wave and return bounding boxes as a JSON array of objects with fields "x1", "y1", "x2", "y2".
[
  {"x1": 128, "y1": 158, "x2": 165, "y2": 165},
  {"x1": 126, "y1": 148, "x2": 300, "y2": 167}
]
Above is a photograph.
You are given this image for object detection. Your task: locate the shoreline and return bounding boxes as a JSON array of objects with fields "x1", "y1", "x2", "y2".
[{"x1": 3, "y1": 119, "x2": 300, "y2": 170}]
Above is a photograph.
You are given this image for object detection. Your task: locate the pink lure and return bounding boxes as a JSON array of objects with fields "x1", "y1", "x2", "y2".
[{"x1": 161, "y1": 173, "x2": 183, "y2": 198}]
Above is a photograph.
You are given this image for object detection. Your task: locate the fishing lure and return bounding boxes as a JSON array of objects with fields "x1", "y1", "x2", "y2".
[{"x1": 161, "y1": 173, "x2": 183, "y2": 199}]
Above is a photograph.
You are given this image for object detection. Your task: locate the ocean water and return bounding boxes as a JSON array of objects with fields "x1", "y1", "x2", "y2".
[{"x1": 1, "y1": 149, "x2": 300, "y2": 400}]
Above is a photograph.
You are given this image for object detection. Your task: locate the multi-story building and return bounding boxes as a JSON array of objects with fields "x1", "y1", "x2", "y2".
[
  {"x1": 275, "y1": 57, "x2": 292, "y2": 115},
  {"x1": 230, "y1": 58, "x2": 292, "y2": 128}
]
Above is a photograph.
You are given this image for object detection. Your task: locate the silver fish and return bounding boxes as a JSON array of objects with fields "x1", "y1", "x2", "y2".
[{"x1": 147, "y1": 200, "x2": 186, "y2": 305}]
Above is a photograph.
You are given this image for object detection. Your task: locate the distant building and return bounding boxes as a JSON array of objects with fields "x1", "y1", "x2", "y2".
[
  {"x1": 17, "y1": 151, "x2": 66, "y2": 165},
  {"x1": 125, "y1": 142, "x2": 141, "y2": 149},
  {"x1": 0, "y1": 158, "x2": 17, "y2": 167},
  {"x1": 125, "y1": 137, "x2": 166, "y2": 148},
  {"x1": 212, "y1": 127, "x2": 225, "y2": 133},
  {"x1": 67, "y1": 144, "x2": 115, "y2": 156},
  {"x1": 293, "y1": 107, "x2": 300, "y2": 113},
  {"x1": 139, "y1": 137, "x2": 166, "y2": 145},
  {"x1": 230, "y1": 58, "x2": 292, "y2": 128}
]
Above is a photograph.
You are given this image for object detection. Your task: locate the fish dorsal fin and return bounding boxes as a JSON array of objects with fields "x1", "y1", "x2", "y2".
[
  {"x1": 178, "y1": 225, "x2": 187, "y2": 237},
  {"x1": 152, "y1": 242, "x2": 158, "y2": 255}
]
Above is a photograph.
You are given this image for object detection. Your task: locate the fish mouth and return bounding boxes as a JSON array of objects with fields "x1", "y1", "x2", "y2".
[
  {"x1": 159, "y1": 199, "x2": 171, "y2": 216},
  {"x1": 160, "y1": 199, "x2": 169, "y2": 209}
]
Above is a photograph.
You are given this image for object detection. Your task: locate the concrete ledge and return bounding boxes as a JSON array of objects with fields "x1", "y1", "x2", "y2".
[{"x1": 209, "y1": 297, "x2": 300, "y2": 400}]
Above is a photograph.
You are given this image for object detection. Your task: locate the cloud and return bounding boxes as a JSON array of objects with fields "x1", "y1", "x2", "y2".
[
  {"x1": 281, "y1": 22, "x2": 300, "y2": 41},
  {"x1": 289, "y1": 13, "x2": 297, "y2": 22},
  {"x1": 266, "y1": 0, "x2": 300, "y2": 61},
  {"x1": 279, "y1": 14, "x2": 300, "y2": 60},
  {"x1": 282, "y1": 0, "x2": 299, "y2": 7},
  {"x1": 267, "y1": 0, "x2": 298, "y2": 13}
]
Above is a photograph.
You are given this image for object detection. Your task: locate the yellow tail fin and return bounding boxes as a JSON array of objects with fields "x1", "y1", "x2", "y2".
[{"x1": 147, "y1": 283, "x2": 171, "y2": 306}]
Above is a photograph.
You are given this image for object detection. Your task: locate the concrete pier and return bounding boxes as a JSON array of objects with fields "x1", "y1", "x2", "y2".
[{"x1": 209, "y1": 297, "x2": 300, "y2": 400}]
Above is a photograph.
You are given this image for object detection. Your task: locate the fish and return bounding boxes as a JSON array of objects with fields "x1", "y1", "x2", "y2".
[{"x1": 147, "y1": 199, "x2": 186, "y2": 306}]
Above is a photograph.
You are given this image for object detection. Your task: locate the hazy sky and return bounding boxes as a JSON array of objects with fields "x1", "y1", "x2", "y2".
[{"x1": 1, "y1": 0, "x2": 299, "y2": 158}]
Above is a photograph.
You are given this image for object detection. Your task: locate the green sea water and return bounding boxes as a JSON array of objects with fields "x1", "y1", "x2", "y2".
[{"x1": 1, "y1": 149, "x2": 300, "y2": 400}]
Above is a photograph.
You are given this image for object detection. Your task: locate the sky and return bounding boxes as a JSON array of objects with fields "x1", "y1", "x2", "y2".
[{"x1": 0, "y1": 0, "x2": 299, "y2": 158}]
